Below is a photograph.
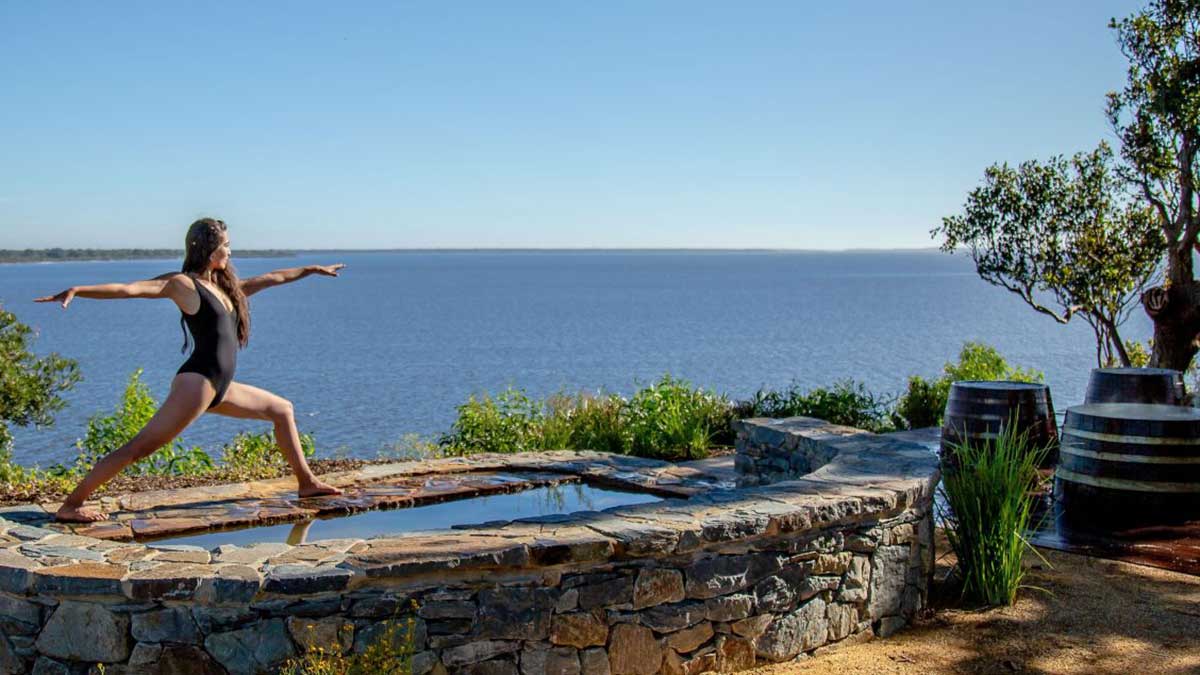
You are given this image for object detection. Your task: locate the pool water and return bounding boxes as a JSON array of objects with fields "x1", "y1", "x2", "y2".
[{"x1": 146, "y1": 483, "x2": 663, "y2": 549}]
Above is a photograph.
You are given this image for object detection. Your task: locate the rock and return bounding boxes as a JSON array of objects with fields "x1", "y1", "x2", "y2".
[
  {"x1": 287, "y1": 616, "x2": 353, "y2": 654},
  {"x1": 132, "y1": 606, "x2": 201, "y2": 644},
  {"x1": 191, "y1": 606, "x2": 257, "y2": 634},
  {"x1": 580, "y1": 647, "x2": 610, "y2": 675},
  {"x1": 703, "y1": 594, "x2": 753, "y2": 622},
  {"x1": 684, "y1": 553, "x2": 781, "y2": 599},
  {"x1": 353, "y1": 617, "x2": 425, "y2": 654},
  {"x1": 520, "y1": 646, "x2": 580, "y2": 675},
  {"x1": 716, "y1": 636, "x2": 755, "y2": 671},
  {"x1": 349, "y1": 593, "x2": 406, "y2": 619},
  {"x1": 665, "y1": 621, "x2": 713, "y2": 653},
  {"x1": 838, "y1": 555, "x2": 871, "y2": 604},
  {"x1": 755, "y1": 597, "x2": 828, "y2": 661},
  {"x1": 32, "y1": 562, "x2": 126, "y2": 596},
  {"x1": 811, "y1": 552, "x2": 852, "y2": 575},
  {"x1": 476, "y1": 588, "x2": 556, "y2": 640},
  {"x1": 555, "y1": 588, "x2": 579, "y2": 613},
  {"x1": 577, "y1": 575, "x2": 634, "y2": 610},
  {"x1": 632, "y1": 569, "x2": 684, "y2": 610},
  {"x1": 607, "y1": 624, "x2": 661, "y2": 675},
  {"x1": 639, "y1": 601, "x2": 705, "y2": 633},
  {"x1": 418, "y1": 600, "x2": 476, "y2": 620},
  {"x1": 211, "y1": 543, "x2": 292, "y2": 565},
  {"x1": 0, "y1": 550, "x2": 40, "y2": 593},
  {"x1": 30, "y1": 657, "x2": 69, "y2": 675},
  {"x1": 411, "y1": 650, "x2": 439, "y2": 675},
  {"x1": 868, "y1": 546, "x2": 910, "y2": 619},
  {"x1": 204, "y1": 618, "x2": 296, "y2": 675},
  {"x1": 442, "y1": 641, "x2": 520, "y2": 667},
  {"x1": 826, "y1": 603, "x2": 857, "y2": 642},
  {"x1": 731, "y1": 614, "x2": 772, "y2": 639},
  {"x1": 797, "y1": 576, "x2": 842, "y2": 603},
  {"x1": 195, "y1": 564, "x2": 261, "y2": 604},
  {"x1": 36, "y1": 600, "x2": 131, "y2": 663},
  {"x1": 875, "y1": 616, "x2": 907, "y2": 638},
  {"x1": 0, "y1": 594, "x2": 40, "y2": 634},
  {"x1": 550, "y1": 611, "x2": 608, "y2": 648},
  {"x1": 263, "y1": 564, "x2": 353, "y2": 594},
  {"x1": 754, "y1": 574, "x2": 797, "y2": 613},
  {"x1": 122, "y1": 563, "x2": 211, "y2": 601},
  {"x1": 127, "y1": 643, "x2": 225, "y2": 675},
  {"x1": 460, "y1": 659, "x2": 519, "y2": 675},
  {"x1": 0, "y1": 635, "x2": 23, "y2": 675}
]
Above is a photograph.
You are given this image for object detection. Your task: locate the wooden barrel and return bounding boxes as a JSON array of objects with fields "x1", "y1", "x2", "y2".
[
  {"x1": 1055, "y1": 403, "x2": 1200, "y2": 527},
  {"x1": 940, "y1": 381, "x2": 1058, "y2": 469},
  {"x1": 1084, "y1": 367, "x2": 1185, "y2": 405}
]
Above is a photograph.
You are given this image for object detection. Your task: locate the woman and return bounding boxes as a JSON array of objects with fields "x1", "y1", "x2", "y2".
[{"x1": 36, "y1": 217, "x2": 343, "y2": 523}]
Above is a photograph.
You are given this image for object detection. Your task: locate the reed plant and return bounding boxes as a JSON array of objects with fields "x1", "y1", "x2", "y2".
[
  {"x1": 734, "y1": 379, "x2": 900, "y2": 433},
  {"x1": 939, "y1": 420, "x2": 1049, "y2": 606}
]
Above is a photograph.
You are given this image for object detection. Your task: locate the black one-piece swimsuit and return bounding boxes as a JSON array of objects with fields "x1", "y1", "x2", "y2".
[{"x1": 177, "y1": 280, "x2": 238, "y2": 409}]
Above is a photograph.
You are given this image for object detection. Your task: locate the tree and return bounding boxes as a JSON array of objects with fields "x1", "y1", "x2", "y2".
[
  {"x1": 935, "y1": 143, "x2": 1163, "y2": 366},
  {"x1": 0, "y1": 305, "x2": 80, "y2": 473},
  {"x1": 1107, "y1": 1, "x2": 1200, "y2": 371}
]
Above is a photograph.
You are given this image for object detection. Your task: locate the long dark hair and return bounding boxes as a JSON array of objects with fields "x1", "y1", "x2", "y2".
[{"x1": 179, "y1": 217, "x2": 251, "y2": 352}]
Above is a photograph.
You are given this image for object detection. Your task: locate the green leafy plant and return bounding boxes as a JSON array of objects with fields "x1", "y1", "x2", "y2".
[
  {"x1": 939, "y1": 420, "x2": 1049, "y2": 606},
  {"x1": 623, "y1": 375, "x2": 727, "y2": 460},
  {"x1": 734, "y1": 379, "x2": 899, "y2": 433},
  {"x1": 221, "y1": 429, "x2": 316, "y2": 479},
  {"x1": 896, "y1": 342, "x2": 1044, "y2": 429},
  {"x1": 0, "y1": 306, "x2": 80, "y2": 487},
  {"x1": 69, "y1": 369, "x2": 213, "y2": 477},
  {"x1": 440, "y1": 388, "x2": 545, "y2": 455}
]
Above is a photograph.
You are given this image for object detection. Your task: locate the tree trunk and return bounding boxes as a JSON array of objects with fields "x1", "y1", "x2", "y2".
[{"x1": 1145, "y1": 278, "x2": 1200, "y2": 371}]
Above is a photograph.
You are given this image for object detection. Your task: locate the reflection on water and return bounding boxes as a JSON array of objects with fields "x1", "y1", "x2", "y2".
[{"x1": 157, "y1": 483, "x2": 660, "y2": 549}]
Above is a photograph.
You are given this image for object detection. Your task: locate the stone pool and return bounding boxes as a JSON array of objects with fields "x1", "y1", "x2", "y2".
[{"x1": 0, "y1": 417, "x2": 938, "y2": 674}]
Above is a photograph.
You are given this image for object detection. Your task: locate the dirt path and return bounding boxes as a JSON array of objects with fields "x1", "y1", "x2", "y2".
[{"x1": 750, "y1": 546, "x2": 1200, "y2": 675}]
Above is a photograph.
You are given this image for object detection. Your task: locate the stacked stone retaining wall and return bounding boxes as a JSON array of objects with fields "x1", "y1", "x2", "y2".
[{"x1": 0, "y1": 417, "x2": 938, "y2": 674}]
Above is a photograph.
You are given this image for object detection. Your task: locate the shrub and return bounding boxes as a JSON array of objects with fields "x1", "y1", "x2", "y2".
[
  {"x1": 70, "y1": 369, "x2": 213, "y2": 477},
  {"x1": 440, "y1": 388, "x2": 545, "y2": 455},
  {"x1": 896, "y1": 342, "x2": 1043, "y2": 429},
  {"x1": 565, "y1": 392, "x2": 628, "y2": 454},
  {"x1": 624, "y1": 375, "x2": 727, "y2": 460},
  {"x1": 0, "y1": 306, "x2": 80, "y2": 485},
  {"x1": 221, "y1": 429, "x2": 316, "y2": 479},
  {"x1": 940, "y1": 421, "x2": 1049, "y2": 606},
  {"x1": 279, "y1": 612, "x2": 417, "y2": 675},
  {"x1": 734, "y1": 379, "x2": 899, "y2": 433}
]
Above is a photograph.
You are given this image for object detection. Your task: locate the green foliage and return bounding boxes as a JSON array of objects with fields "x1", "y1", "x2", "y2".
[
  {"x1": 935, "y1": 143, "x2": 1163, "y2": 367},
  {"x1": 221, "y1": 429, "x2": 316, "y2": 479},
  {"x1": 623, "y1": 375, "x2": 727, "y2": 460},
  {"x1": 440, "y1": 376, "x2": 727, "y2": 461},
  {"x1": 69, "y1": 369, "x2": 214, "y2": 477},
  {"x1": 940, "y1": 421, "x2": 1049, "y2": 606},
  {"x1": 279, "y1": 612, "x2": 416, "y2": 675},
  {"x1": 375, "y1": 434, "x2": 441, "y2": 461},
  {"x1": 735, "y1": 379, "x2": 899, "y2": 434},
  {"x1": 0, "y1": 306, "x2": 80, "y2": 481},
  {"x1": 896, "y1": 342, "x2": 1043, "y2": 429}
]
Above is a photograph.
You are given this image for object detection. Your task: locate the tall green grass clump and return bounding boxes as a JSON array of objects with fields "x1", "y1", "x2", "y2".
[
  {"x1": 624, "y1": 375, "x2": 728, "y2": 460},
  {"x1": 940, "y1": 421, "x2": 1048, "y2": 606},
  {"x1": 897, "y1": 342, "x2": 1044, "y2": 428},
  {"x1": 221, "y1": 429, "x2": 317, "y2": 479}
]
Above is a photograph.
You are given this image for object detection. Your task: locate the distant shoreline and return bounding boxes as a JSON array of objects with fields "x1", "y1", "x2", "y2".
[
  {"x1": 0, "y1": 249, "x2": 296, "y2": 264},
  {"x1": 1, "y1": 246, "x2": 948, "y2": 264}
]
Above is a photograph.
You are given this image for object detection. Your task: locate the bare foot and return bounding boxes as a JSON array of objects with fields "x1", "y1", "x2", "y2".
[
  {"x1": 55, "y1": 504, "x2": 108, "y2": 523},
  {"x1": 299, "y1": 481, "x2": 342, "y2": 498}
]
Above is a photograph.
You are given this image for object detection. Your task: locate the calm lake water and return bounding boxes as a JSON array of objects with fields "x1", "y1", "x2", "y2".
[{"x1": 0, "y1": 250, "x2": 1144, "y2": 466}]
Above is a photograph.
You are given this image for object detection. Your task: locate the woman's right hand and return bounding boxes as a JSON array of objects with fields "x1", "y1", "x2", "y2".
[{"x1": 35, "y1": 287, "x2": 77, "y2": 309}]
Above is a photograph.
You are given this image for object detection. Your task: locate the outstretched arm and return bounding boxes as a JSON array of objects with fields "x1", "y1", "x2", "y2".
[
  {"x1": 35, "y1": 273, "x2": 192, "y2": 309},
  {"x1": 241, "y1": 264, "x2": 344, "y2": 297}
]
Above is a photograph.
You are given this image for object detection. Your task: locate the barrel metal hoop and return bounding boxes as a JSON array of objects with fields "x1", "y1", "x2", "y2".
[
  {"x1": 1063, "y1": 428, "x2": 1199, "y2": 446},
  {"x1": 1055, "y1": 467, "x2": 1200, "y2": 493},
  {"x1": 1059, "y1": 445, "x2": 1200, "y2": 464}
]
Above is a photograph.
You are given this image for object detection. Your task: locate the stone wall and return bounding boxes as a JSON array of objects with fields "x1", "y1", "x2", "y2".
[{"x1": 0, "y1": 417, "x2": 938, "y2": 674}]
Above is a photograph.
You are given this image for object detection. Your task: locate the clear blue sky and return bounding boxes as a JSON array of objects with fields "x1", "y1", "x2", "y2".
[{"x1": 0, "y1": 1, "x2": 1143, "y2": 249}]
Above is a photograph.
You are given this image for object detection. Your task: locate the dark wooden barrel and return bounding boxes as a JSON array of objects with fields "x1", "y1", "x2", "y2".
[
  {"x1": 1084, "y1": 367, "x2": 1185, "y2": 405},
  {"x1": 940, "y1": 381, "x2": 1058, "y2": 469},
  {"x1": 1056, "y1": 403, "x2": 1200, "y2": 527}
]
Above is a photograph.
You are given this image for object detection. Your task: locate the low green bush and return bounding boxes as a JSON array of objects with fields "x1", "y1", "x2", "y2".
[
  {"x1": 896, "y1": 342, "x2": 1043, "y2": 429},
  {"x1": 940, "y1": 421, "x2": 1049, "y2": 606},
  {"x1": 734, "y1": 379, "x2": 899, "y2": 433},
  {"x1": 221, "y1": 429, "x2": 316, "y2": 479},
  {"x1": 624, "y1": 375, "x2": 727, "y2": 460},
  {"x1": 68, "y1": 369, "x2": 214, "y2": 477}
]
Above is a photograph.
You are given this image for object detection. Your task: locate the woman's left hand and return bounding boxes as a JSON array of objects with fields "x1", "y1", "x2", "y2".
[{"x1": 311, "y1": 264, "x2": 346, "y2": 277}]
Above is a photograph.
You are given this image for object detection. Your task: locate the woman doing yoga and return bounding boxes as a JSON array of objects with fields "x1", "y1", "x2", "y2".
[{"x1": 36, "y1": 217, "x2": 343, "y2": 523}]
